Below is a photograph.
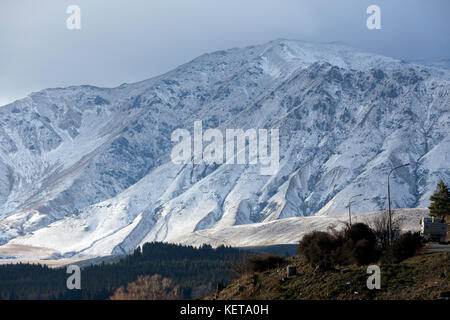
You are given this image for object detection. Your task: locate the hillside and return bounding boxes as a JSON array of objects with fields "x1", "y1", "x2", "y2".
[
  {"x1": 0, "y1": 208, "x2": 429, "y2": 262},
  {"x1": 208, "y1": 252, "x2": 450, "y2": 300},
  {"x1": 0, "y1": 39, "x2": 449, "y2": 259},
  {"x1": 172, "y1": 208, "x2": 429, "y2": 247}
]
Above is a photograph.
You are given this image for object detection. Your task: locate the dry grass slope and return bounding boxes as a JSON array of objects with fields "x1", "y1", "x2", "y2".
[{"x1": 208, "y1": 252, "x2": 450, "y2": 300}]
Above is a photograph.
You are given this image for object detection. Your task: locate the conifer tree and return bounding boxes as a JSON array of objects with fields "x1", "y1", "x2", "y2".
[{"x1": 429, "y1": 180, "x2": 450, "y2": 220}]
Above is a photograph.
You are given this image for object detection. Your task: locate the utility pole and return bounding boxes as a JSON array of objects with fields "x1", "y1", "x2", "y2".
[
  {"x1": 348, "y1": 194, "x2": 362, "y2": 226},
  {"x1": 387, "y1": 163, "x2": 410, "y2": 245}
]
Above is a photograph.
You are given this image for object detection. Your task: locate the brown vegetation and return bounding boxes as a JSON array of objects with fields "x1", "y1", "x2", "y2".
[
  {"x1": 110, "y1": 274, "x2": 183, "y2": 300},
  {"x1": 297, "y1": 223, "x2": 380, "y2": 266}
]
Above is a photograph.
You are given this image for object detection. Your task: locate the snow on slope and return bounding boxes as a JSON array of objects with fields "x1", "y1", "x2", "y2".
[
  {"x1": 171, "y1": 208, "x2": 429, "y2": 247},
  {"x1": 0, "y1": 39, "x2": 449, "y2": 258},
  {"x1": 0, "y1": 208, "x2": 429, "y2": 260}
]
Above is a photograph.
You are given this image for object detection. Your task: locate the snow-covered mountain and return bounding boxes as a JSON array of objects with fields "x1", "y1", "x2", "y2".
[{"x1": 0, "y1": 39, "x2": 449, "y2": 259}]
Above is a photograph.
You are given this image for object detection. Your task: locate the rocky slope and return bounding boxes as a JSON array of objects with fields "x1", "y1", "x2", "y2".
[{"x1": 0, "y1": 39, "x2": 448, "y2": 258}]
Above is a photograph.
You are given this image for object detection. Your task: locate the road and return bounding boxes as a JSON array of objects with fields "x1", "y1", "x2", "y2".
[{"x1": 425, "y1": 244, "x2": 450, "y2": 253}]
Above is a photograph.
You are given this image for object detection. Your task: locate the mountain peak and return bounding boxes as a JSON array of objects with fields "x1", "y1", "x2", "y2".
[{"x1": 0, "y1": 39, "x2": 448, "y2": 259}]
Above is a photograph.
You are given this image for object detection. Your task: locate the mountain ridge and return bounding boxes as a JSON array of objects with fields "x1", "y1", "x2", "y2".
[{"x1": 0, "y1": 39, "x2": 448, "y2": 258}]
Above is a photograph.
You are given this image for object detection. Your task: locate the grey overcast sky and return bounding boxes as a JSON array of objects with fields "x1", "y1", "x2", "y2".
[{"x1": 0, "y1": 0, "x2": 449, "y2": 106}]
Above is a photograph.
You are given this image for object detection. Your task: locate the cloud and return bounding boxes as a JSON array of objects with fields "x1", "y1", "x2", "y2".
[{"x1": 0, "y1": 0, "x2": 448, "y2": 106}]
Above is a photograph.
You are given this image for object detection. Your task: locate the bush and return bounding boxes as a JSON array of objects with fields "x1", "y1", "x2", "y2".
[
  {"x1": 351, "y1": 239, "x2": 380, "y2": 266},
  {"x1": 343, "y1": 223, "x2": 380, "y2": 265},
  {"x1": 298, "y1": 223, "x2": 380, "y2": 266},
  {"x1": 110, "y1": 274, "x2": 183, "y2": 300},
  {"x1": 343, "y1": 223, "x2": 377, "y2": 247},
  {"x1": 367, "y1": 210, "x2": 405, "y2": 250},
  {"x1": 243, "y1": 254, "x2": 286, "y2": 273},
  {"x1": 297, "y1": 231, "x2": 340, "y2": 265},
  {"x1": 384, "y1": 232, "x2": 422, "y2": 263}
]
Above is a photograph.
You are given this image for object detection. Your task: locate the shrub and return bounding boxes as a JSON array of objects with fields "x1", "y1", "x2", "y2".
[
  {"x1": 384, "y1": 232, "x2": 422, "y2": 263},
  {"x1": 110, "y1": 274, "x2": 183, "y2": 300},
  {"x1": 343, "y1": 223, "x2": 377, "y2": 247},
  {"x1": 342, "y1": 223, "x2": 380, "y2": 265},
  {"x1": 351, "y1": 239, "x2": 380, "y2": 266},
  {"x1": 297, "y1": 231, "x2": 340, "y2": 265},
  {"x1": 243, "y1": 254, "x2": 286, "y2": 273},
  {"x1": 298, "y1": 223, "x2": 380, "y2": 266},
  {"x1": 367, "y1": 210, "x2": 405, "y2": 250}
]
